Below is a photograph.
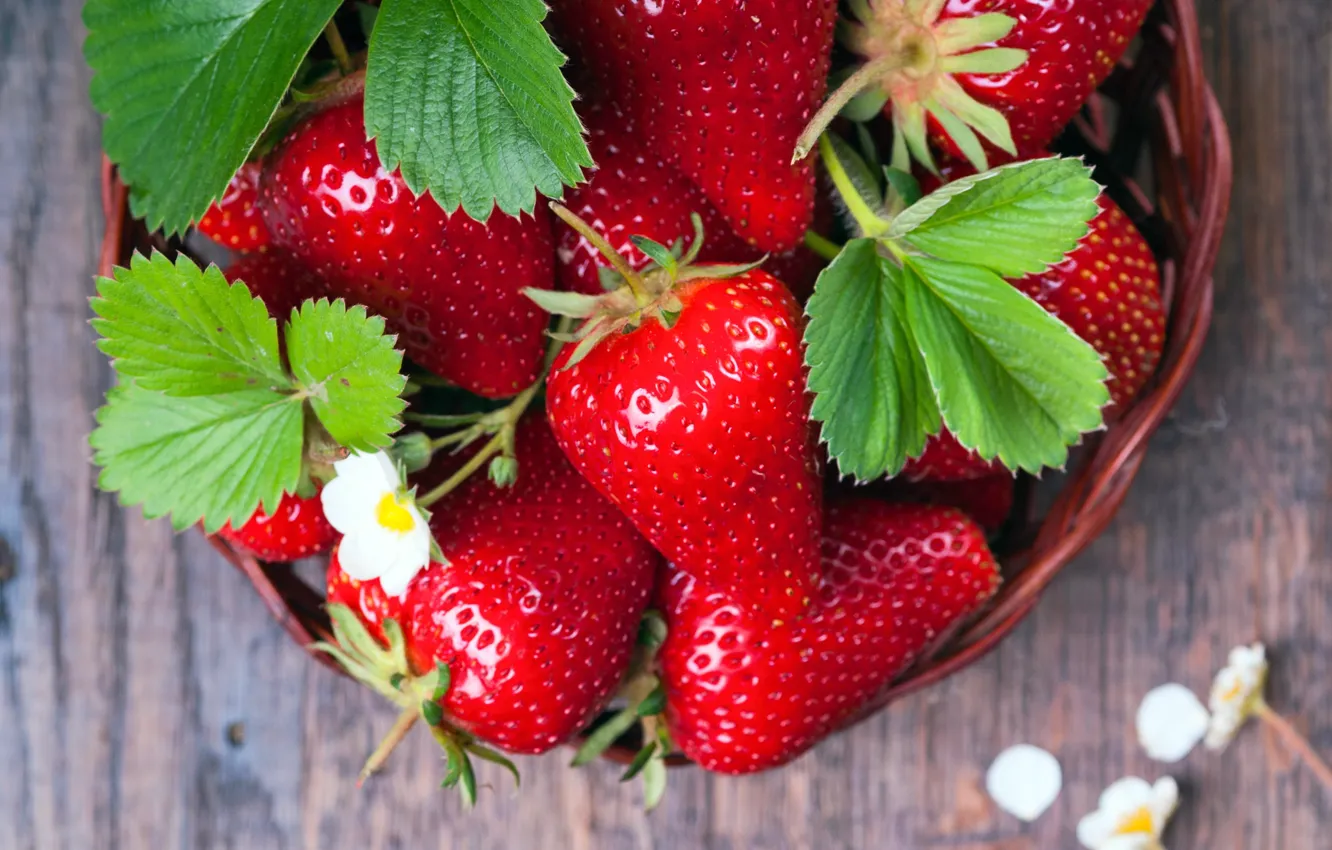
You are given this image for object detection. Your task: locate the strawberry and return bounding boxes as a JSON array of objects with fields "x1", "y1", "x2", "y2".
[
  {"x1": 551, "y1": 1, "x2": 839, "y2": 253},
  {"x1": 216, "y1": 490, "x2": 336, "y2": 562},
  {"x1": 223, "y1": 250, "x2": 321, "y2": 323},
  {"x1": 325, "y1": 416, "x2": 658, "y2": 755},
  {"x1": 900, "y1": 428, "x2": 1003, "y2": 483},
  {"x1": 659, "y1": 500, "x2": 1000, "y2": 773},
  {"x1": 867, "y1": 472, "x2": 1017, "y2": 532},
  {"x1": 796, "y1": 0, "x2": 1153, "y2": 173},
  {"x1": 198, "y1": 161, "x2": 271, "y2": 253},
  {"x1": 258, "y1": 94, "x2": 554, "y2": 399},
  {"x1": 540, "y1": 235, "x2": 823, "y2": 623}
]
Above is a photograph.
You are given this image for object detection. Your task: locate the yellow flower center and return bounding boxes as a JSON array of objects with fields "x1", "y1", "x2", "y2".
[
  {"x1": 375, "y1": 492, "x2": 416, "y2": 533},
  {"x1": 1220, "y1": 678, "x2": 1245, "y2": 702},
  {"x1": 1114, "y1": 806, "x2": 1156, "y2": 836}
]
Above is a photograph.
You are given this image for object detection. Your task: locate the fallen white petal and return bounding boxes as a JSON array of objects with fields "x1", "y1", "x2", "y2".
[
  {"x1": 1137, "y1": 683, "x2": 1210, "y2": 762},
  {"x1": 986, "y1": 744, "x2": 1062, "y2": 822}
]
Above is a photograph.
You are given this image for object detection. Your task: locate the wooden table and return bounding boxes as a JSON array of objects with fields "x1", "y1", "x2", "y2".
[{"x1": 2, "y1": 1, "x2": 1327, "y2": 847}]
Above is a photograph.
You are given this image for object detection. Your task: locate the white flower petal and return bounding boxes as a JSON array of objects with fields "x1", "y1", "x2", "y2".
[
  {"x1": 985, "y1": 744, "x2": 1062, "y2": 822},
  {"x1": 1148, "y1": 776, "x2": 1180, "y2": 826},
  {"x1": 336, "y1": 526, "x2": 389, "y2": 582},
  {"x1": 1137, "y1": 683, "x2": 1210, "y2": 762},
  {"x1": 333, "y1": 450, "x2": 401, "y2": 489}
]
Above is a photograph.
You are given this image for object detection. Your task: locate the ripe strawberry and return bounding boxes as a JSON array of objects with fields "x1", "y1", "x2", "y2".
[
  {"x1": 543, "y1": 259, "x2": 822, "y2": 624},
  {"x1": 224, "y1": 250, "x2": 320, "y2": 323},
  {"x1": 198, "y1": 161, "x2": 271, "y2": 253},
  {"x1": 799, "y1": 0, "x2": 1153, "y2": 172},
  {"x1": 659, "y1": 500, "x2": 1000, "y2": 773},
  {"x1": 900, "y1": 429, "x2": 1003, "y2": 483},
  {"x1": 258, "y1": 94, "x2": 554, "y2": 398},
  {"x1": 865, "y1": 472, "x2": 1017, "y2": 532},
  {"x1": 216, "y1": 490, "x2": 336, "y2": 562},
  {"x1": 551, "y1": 1, "x2": 839, "y2": 253},
  {"x1": 326, "y1": 416, "x2": 658, "y2": 754}
]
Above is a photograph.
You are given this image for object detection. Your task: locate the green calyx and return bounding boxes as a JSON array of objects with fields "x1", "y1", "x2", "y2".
[
  {"x1": 312, "y1": 603, "x2": 519, "y2": 805},
  {"x1": 794, "y1": 0, "x2": 1029, "y2": 173},
  {"x1": 571, "y1": 610, "x2": 673, "y2": 810},
  {"x1": 523, "y1": 204, "x2": 765, "y2": 369}
]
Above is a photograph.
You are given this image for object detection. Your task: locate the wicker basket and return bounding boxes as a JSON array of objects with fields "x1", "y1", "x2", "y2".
[{"x1": 98, "y1": 0, "x2": 1232, "y2": 766}]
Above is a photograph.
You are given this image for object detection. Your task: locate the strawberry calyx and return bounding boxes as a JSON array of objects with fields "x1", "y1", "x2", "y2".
[
  {"x1": 524, "y1": 204, "x2": 764, "y2": 369},
  {"x1": 570, "y1": 611, "x2": 675, "y2": 810},
  {"x1": 313, "y1": 603, "x2": 519, "y2": 805},
  {"x1": 794, "y1": 0, "x2": 1028, "y2": 174}
]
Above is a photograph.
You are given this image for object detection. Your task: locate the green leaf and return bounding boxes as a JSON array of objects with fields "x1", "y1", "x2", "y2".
[
  {"x1": 890, "y1": 158, "x2": 1101, "y2": 278},
  {"x1": 805, "y1": 240, "x2": 940, "y2": 481},
  {"x1": 467, "y1": 743, "x2": 521, "y2": 788},
  {"x1": 83, "y1": 0, "x2": 343, "y2": 235},
  {"x1": 902, "y1": 256, "x2": 1110, "y2": 474},
  {"x1": 570, "y1": 705, "x2": 640, "y2": 767},
  {"x1": 641, "y1": 753, "x2": 668, "y2": 810},
  {"x1": 91, "y1": 382, "x2": 303, "y2": 533},
  {"x1": 620, "y1": 742, "x2": 658, "y2": 782},
  {"x1": 92, "y1": 253, "x2": 291, "y2": 396},
  {"x1": 286, "y1": 299, "x2": 406, "y2": 452},
  {"x1": 364, "y1": 0, "x2": 592, "y2": 221}
]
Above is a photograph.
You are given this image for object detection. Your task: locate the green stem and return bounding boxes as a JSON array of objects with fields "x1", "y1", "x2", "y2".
[
  {"x1": 428, "y1": 430, "x2": 478, "y2": 451},
  {"x1": 550, "y1": 203, "x2": 650, "y2": 306},
  {"x1": 792, "y1": 55, "x2": 903, "y2": 162},
  {"x1": 324, "y1": 19, "x2": 354, "y2": 76},
  {"x1": 803, "y1": 231, "x2": 844, "y2": 262},
  {"x1": 417, "y1": 433, "x2": 504, "y2": 508},
  {"x1": 819, "y1": 135, "x2": 891, "y2": 238},
  {"x1": 358, "y1": 706, "x2": 419, "y2": 787}
]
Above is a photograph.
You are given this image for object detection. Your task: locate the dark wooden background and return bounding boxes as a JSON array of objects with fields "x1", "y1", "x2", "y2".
[{"x1": 2, "y1": 1, "x2": 1327, "y2": 847}]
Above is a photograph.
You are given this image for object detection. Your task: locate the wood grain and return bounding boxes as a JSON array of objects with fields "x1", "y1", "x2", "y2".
[{"x1": 1, "y1": 0, "x2": 1329, "y2": 847}]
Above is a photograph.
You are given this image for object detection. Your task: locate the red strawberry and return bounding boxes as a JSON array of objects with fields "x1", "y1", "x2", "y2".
[
  {"x1": 258, "y1": 94, "x2": 554, "y2": 398},
  {"x1": 798, "y1": 0, "x2": 1152, "y2": 172},
  {"x1": 873, "y1": 473, "x2": 1017, "y2": 532},
  {"x1": 326, "y1": 417, "x2": 658, "y2": 754},
  {"x1": 551, "y1": 1, "x2": 839, "y2": 253},
  {"x1": 900, "y1": 428, "x2": 1003, "y2": 483},
  {"x1": 659, "y1": 500, "x2": 1000, "y2": 773},
  {"x1": 544, "y1": 262, "x2": 822, "y2": 624},
  {"x1": 198, "y1": 161, "x2": 271, "y2": 253},
  {"x1": 224, "y1": 250, "x2": 320, "y2": 323},
  {"x1": 216, "y1": 490, "x2": 336, "y2": 562}
]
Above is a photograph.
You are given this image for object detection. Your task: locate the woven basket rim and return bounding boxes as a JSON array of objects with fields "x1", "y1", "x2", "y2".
[{"x1": 96, "y1": 0, "x2": 1232, "y2": 767}]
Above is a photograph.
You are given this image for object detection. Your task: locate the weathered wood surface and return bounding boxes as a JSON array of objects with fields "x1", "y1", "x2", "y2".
[{"x1": 1, "y1": 1, "x2": 1328, "y2": 847}]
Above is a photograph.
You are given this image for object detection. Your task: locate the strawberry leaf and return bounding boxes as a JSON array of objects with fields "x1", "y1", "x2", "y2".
[
  {"x1": 91, "y1": 253, "x2": 291, "y2": 396},
  {"x1": 902, "y1": 256, "x2": 1110, "y2": 474},
  {"x1": 91, "y1": 383, "x2": 304, "y2": 534},
  {"x1": 285, "y1": 299, "x2": 407, "y2": 452},
  {"x1": 805, "y1": 239, "x2": 940, "y2": 481},
  {"x1": 84, "y1": 0, "x2": 343, "y2": 235},
  {"x1": 890, "y1": 158, "x2": 1101, "y2": 278},
  {"x1": 364, "y1": 0, "x2": 592, "y2": 221}
]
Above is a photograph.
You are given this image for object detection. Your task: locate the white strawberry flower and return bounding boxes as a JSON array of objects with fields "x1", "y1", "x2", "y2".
[
  {"x1": 1076, "y1": 776, "x2": 1179, "y2": 850},
  {"x1": 321, "y1": 450, "x2": 432, "y2": 598},
  {"x1": 1205, "y1": 642, "x2": 1268, "y2": 750},
  {"x1": 1136, "y1": 683, "x2": 1210, "y2": 763}
]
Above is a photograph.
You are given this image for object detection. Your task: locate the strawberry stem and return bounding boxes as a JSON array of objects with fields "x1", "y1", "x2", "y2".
[
  {"x1": 550, "y1": 203, "x2": 650, "y2": 306},
  {"x1": 1255, "y1": 702, "x2": 1332, "y2": 791},
  {"x1": 417, "y1": 433, "x2": 504, "y2": 508},
  {"x1": 323, "y1": 19, "x2": 354, "y2": 76},
  {"x1": 792, "y1": 55, "x2": 903, "y2": 163},
  {"x1": 359, "y1": 706, "x2": 420, "y2": 787},
  {"x1": 819, "y1": 135, "x2": 891, "y2": 238},
  {"x1": 804, "y1": 231, "x2": 843, "y2": 262}
]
